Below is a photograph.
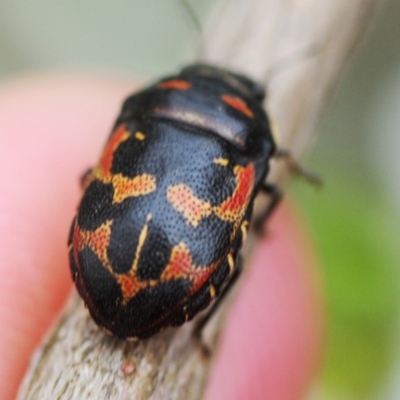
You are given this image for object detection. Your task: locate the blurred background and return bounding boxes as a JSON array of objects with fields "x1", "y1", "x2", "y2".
[{"x1": 0, "y1": 1, "x2": 399, "y2": 398}]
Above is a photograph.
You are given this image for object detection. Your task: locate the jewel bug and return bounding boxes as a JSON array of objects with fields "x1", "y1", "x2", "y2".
[{"x1": 68, "y1": 63, "x2": 286, "y2": 340}]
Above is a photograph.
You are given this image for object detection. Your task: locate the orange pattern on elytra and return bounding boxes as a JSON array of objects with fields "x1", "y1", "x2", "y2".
[
  {"x1": 158, "y1": 80, "x2": 192, "y2": 90},
  {"x1": 74, "y1": 217, "x2": 151, "y2": 305},
  {"x1": 112, "y1": 173, "x2": 156, "y2": 204},
  {"x1": 88, "y1": 123, "x2": 156, "y2": 203},
  {"x1": 73, "y1": 220, "x2": 113, "y2": 272},
  {"x1": 161, "y1": 243, "x2": 193, "y2": 279},
  {"x1": 221, "y1": 94, "x2": 254, "y2": 118},
  {"x1": 118, "y1": 274, "x2": 147, "y2": 303},
  {"x1": 94, "y1": 124, "x2": 131, "y2": 183},
  {"x1": 167, "y1": 163, "x2": 255, "y2": 228},
  {"x1": 213, "y1": 157, "x2": 229, "y2": 166},
  {"x1": 214, "y1": 164, "x2": 255, "y2": 222},
  {"x1": 166, "y1": 185, "x2": 212, "y2": 227},
  {"x1": 161, "y1": 243, "x2": 221, "y2": 295},
  {"x1": 73, "y1": 217, "x2": 220, "y2": 304}
]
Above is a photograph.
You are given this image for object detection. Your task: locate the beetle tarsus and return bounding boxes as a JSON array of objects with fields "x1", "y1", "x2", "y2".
[
  {"x1": 80, "y1": 168, "x2": 94, "y2": 190},
  {"x1": 253, "y1": 183, "x2": 282, "y2": 235},
  {"x1": 192, "y1": 256, "x2": 243, "y2": 354}
]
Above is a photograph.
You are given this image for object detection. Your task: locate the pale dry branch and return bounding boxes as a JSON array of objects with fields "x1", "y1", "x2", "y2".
[{"x1": 18, "y1": 1, "x2": 381, "y2": 399}]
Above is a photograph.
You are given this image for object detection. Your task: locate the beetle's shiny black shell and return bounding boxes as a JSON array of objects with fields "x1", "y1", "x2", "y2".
[{"x1": 68, "y1": 64, "x2": 275, "y2": 339}]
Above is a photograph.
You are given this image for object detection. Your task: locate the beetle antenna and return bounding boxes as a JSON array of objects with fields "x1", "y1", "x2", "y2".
[{"x1": 179, "y1": 0, "x2": 205, "y2": 60}]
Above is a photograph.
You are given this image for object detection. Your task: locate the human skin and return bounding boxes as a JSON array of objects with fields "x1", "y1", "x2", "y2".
[{"x1": 0, "y1": 73, "x2": 324, "y2": 400}]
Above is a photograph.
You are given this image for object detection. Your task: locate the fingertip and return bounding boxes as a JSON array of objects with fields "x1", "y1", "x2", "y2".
[
  {"x1": 206, "y1": 204, "x2": 324, "y2": 400},
  {"x1": 0, "y1": 72, "x2": 140, "y2": 400}
]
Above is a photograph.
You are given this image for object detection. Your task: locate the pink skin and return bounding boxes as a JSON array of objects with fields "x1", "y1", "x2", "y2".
[{"x1": 0, "y1": 73, "x2": 324, "y2": 400}]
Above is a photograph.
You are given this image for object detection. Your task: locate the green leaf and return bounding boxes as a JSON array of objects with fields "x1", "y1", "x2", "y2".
[{"x1": 292, "y1": 167, "x2": 400, "y2": 398}]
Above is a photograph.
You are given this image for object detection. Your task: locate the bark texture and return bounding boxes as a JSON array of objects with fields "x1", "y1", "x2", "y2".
[{"x1": 18, "y1": 0, "x2": 380, "y2": 399}]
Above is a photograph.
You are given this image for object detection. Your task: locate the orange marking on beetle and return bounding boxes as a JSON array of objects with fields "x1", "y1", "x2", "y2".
[
  {"x1": 167, "y1": 163, "x2": 255, "y2": 228},
  {"x1": 161, "y1": 243, "x2": 193, "y2": 280},
  {"x1": 73, "y1": 220, "x2": 113, "y2": 273},
  {"x1": 135, "y1": 131, "x2": 145, "y2": 141},
  {"x1": 118, "y1": 274, "x2": 147, "y2": 304},
  {"x1": 74, "y1": 216, "x2": 155, "y2": 305},
  {"x1": 95, "y1": 124, "x2": 131, "y2": 183},
  {"x1": 158, "y1": 79, "x2": 192, "y2": 90},
  {"x1": 74, "y1": 217, "x2": 222, "y2": 305},
  {"x1": 213, "y1": 157, "x2": 229, "y2": 166},
  {"x1": 112, "y1": 174, "x2": 156, "y2": 204},
  {"x1": 221, "y1": 94, "x2": 254, "y2": 118},
  {"x1": 117, "y1": 214, "x2": 153, "y2": 304},
  {"x1": 214, "y1": 164, "x2": 255, "y2": 222},
  {"x1": 161, "y1": 242, "x2": 221, "y2": 295},
  {"x1": 130, "y1": 214, "x2": 151, "y2": 273},
  {"x1": 209, "y1": 284, "x2": 217, "y2": 299},
  {"x1": 227, "y1": 253, "x2": 235, "y2": 273},
  {"x1": 167, "y1": 184, "x2": 212, "y2": 227},
  {"x1": 240, "y1": 220, "x2": 249, "y2": 242},
  {"x1": 188, "y1": 260, "x2": 221, "y2": 295}
]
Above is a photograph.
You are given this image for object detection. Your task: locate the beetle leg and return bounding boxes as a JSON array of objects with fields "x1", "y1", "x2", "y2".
[
  {"x1": 193, "y1": 255, "x2": 243, "y2": 356},
  {"x1": 253, "y1": 183, "x2": 282, "y2": 235},
  {"x1": 253, "y1": 149, "x2": 322, "y2": 235},
  {"x1": 80, "y1": 168, "x2": 94, "y2": 190},
  {"x1": 275, "y1": 149, "x2": 322, "y2": 186}
]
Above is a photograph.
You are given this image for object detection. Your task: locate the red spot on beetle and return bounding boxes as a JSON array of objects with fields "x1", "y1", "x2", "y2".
[
  {"x1": 214, "y1": 164, "x2": 255, "y2": 222},
  {"x1": 161, "y1": 243, "x2": 193, "y2": 279},
  {"x1": 167, "y1": 163, "x2": 255, "y2": 229},
  {"x1": 166, "y1": 185, "x2": 212, "y2": 227},
  {"x1": 73, "y1": 220, "x2": 113, "y2": 272},
  {"x1": 221, "y1": 94, "x2": 254, "y2": 118},
  {"x1": 118, "y1": 274, "x2": 147, "y2": 303},
  {"x1": 73, "y1": 218, "x2": 220, "y2": 304},
  {"x1": 116, "y1": 214, "x2": 152, "y2": 304},
  {"x1": 73, "y1": 218, "x2": 151, "y2": 304},
  {"x1": 89, "y1": 125, "x2": 157, "y2": 202},
  {"x1": 112, "y1": 173, "x2": 156, "y2": 204},
  {"x1": 161, "y1": 243, "x2": 220, "y2": 295},
  {"x1": 95, "y1": 124, "x2": 131, "y2": 183},
  {"x1": 158, "y1": 80, "x2": 192, "y2": 90}
]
